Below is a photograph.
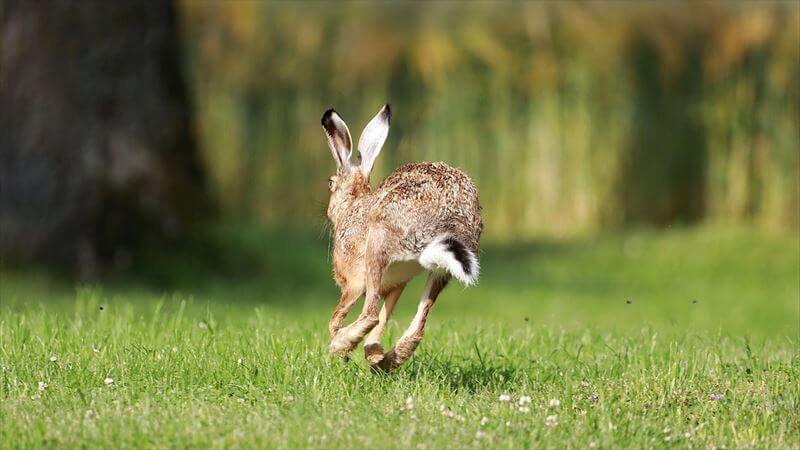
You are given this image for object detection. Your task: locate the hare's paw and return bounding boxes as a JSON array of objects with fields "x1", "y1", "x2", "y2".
[
  {"x1": 329, "y1": 330, "x2": 357, "y2": 358},
  {"x1": 364, "y1": 342, "x2": 385, "y2": 365}
]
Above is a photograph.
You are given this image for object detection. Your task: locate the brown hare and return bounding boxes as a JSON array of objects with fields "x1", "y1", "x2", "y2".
[{"x1": 321, "y1": 104, "x2": 483, "y2": 371}]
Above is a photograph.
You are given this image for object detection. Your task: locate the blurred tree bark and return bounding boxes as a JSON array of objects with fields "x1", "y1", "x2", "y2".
[{"x1": 0, "y1": 0, "x2": 211, "y2": 275}]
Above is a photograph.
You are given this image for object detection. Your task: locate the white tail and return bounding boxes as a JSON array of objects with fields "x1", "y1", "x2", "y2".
[{"x1": 419, "y1": 236, "x2": 480, "y2": 286}]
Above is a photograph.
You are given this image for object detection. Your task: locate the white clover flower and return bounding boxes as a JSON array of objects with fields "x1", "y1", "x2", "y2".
[
  {"x1": 237, "y1": 398, "x2": 245, "y2": 403},
  {"x1": 406, "y1": 396, "x2": 414, "y2": 405},
  {"x1": 518, "y1": 396, "x2": 531, "y2": 405},
  {"x1": 38, "y1": 381, "x2": 48, "y2": 391},
  {"x1": 480, "y1": 416, "x2": 489, "y2": 426},
  {"x1": 475, "y1": 431, "x2": 486, "y2": 439},
  {"x1": 172, "y1": 346, "x2": 178, "y2": 353},
  {"x1": 499, "y1": 393, "x2": 511, "y2": 402},
  {"x1": 545, "y1": 414, "x2": 558, "y2": 426},
  {"x1": 663, "y1": 427, "x2": 671, "y2": 434},
  {"x1": 549, "y1": 398, "x2": 561, "y2": 407},
  {"x1": 103, "y1": 377, "x2": 114, "y2": 385},
  {"x1": 237, "y1": 358, "x2": 243, "y2": 365},
  {"x1": 49, "y1": 355, "x2": 58, "y2": 362},
  {"x1": 518, "y1": 406, "x2": 530, "y2": 413}
]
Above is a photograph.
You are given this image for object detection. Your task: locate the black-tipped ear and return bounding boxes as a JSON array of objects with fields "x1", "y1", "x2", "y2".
[
  {"x1": 321, "y1": 108, "x2": 352, "y2": 172},
  {"x1": 357, "y1": 104, "x2": 392, "y2": 179},
  {"x1": 381, "y1": 103, "x2": 391, "y2": 125},
  {"x1": 321, "y1": 108, "x2": 340, "y2": 128}
]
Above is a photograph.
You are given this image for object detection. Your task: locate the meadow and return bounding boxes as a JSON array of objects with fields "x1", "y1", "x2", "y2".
[{"x1": 1, "y1": 225, "x2": 797, "y2": 449}]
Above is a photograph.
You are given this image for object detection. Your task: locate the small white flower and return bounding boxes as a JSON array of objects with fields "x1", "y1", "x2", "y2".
[
  {"x1": 237, "y1": 358, "x2": 243, "y2": 365},
  {"x1": 545, "y1": 414, "x2": 558, "y2": 427},
  {"x1": 406, "y1": 396, "x2": 414, "y2": 405},
  {"x1": 92, "y1": 347, "x2": 100, "y2": 354},
  {"x1": 664, "y1": 436, "x2": 672, "y2": 442},
  {"x1": 103, "y1": 377, "x2": 114, "y2": 385},
  {"x1": 84, "y1": 409, "x2": 95, "y2": 418},
  {"x1": 38, "y1": 381, "x2": 48, "y2": 391},
  {"x1": 518, "y1": 406, "x2": 530, "y2": 413},
  {"x1": 284, "y1": 395, "x2": 294, "y2": 402},
  {"x1": 475, "y1": 431, "x2": 486, "y2": 439},
  {"x1": 480, "y1": 416, "x2": 489, "y2": 426},
  {"x1": 505, "y1": 421, "x2": 511, "y2": 427},
  {"x1": 589, "y1": 442, "x2": 596, "y2": 448},
  {"x1": 684, "y1": 432, "x2": 691, "y2": 439},
  {"x1": 663, "y1": 427, "x2": 671, "y2": 434},
  {"x1": 49, "y1": 355, "x2": 58, "y2": 362},
  {"x1": 172, "y1": 346, "x2": 178, "y2": 353},
  {"x1": 237, "y1": 398, "x2": 245, "y2": 403},
  {"x1": 499, "y1": 393, "x2": 511, "y2": 402},
  {"x1": 518, "y1": 395, "x2": 532, "y2": 405},
  {"x1": 549, "y1": 398, "x2": 561, "y2": 407}
]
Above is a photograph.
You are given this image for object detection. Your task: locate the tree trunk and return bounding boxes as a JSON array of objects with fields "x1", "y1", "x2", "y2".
[{"x1": 0, "y1": 0, "x2": 211, "y2": 274}]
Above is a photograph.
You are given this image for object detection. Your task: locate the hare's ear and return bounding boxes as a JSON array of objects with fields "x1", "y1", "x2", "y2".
[
  {"x1": 357, "y1": 103, "x2": 391, "y2": 179},
  {"x1": 321, "y1": 108, "x2": 353, "y2": 173}
]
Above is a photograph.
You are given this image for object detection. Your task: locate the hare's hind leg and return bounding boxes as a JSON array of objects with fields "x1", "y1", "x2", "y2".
[
  {"x1": 330, "y1": 226, "x2": 391, "y2": 357},
  {"x1": 374, "y1": 273, "x2": 450, "y2": 372},
  {"x1": 364, "y1": 283, "x2": 406, "y2": 364}
]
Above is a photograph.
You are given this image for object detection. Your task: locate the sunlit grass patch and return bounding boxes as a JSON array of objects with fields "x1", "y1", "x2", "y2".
[{"x1": 1, "y1": 227, "x2": 797, "y2": 448}]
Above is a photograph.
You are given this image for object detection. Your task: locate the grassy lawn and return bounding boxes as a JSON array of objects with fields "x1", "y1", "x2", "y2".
[{"x1": 1, "y1": 226, "x2": 798, "y2": 449}]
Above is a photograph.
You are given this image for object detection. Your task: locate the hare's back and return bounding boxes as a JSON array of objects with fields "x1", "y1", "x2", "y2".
[{"x1": 372, "y1": 161, "x2": 482, "y2": 252}]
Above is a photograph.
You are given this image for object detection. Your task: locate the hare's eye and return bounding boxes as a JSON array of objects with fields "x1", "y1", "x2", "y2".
[{"x1": 328, "y1": 178, "x2": 335, "y2": 190}]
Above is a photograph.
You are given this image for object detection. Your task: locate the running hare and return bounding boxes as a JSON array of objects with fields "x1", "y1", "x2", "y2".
[{"x1": 321, "y1": 104, "x2": 483, "y2": 371}]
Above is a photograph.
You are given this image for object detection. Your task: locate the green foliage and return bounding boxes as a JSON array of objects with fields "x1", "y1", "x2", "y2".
[
  {"x1": 179, "y1": 2, "x2": 799, "y2": 237},
  {"x1": 1, "y1": 227, "x2": 797, "y2": 448}
]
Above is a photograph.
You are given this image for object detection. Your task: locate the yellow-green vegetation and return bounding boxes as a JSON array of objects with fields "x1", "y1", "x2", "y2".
[
  {"x1": 180, "y1": 2, "x2": 799, "y2": 236},
  {"x1": 1, "y1": 226, "x2": 797, "y2": 448}
]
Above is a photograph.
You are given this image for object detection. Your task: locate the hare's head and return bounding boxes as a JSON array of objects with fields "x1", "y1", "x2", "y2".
[{"x1": 320, "y1": 104, "x2": 391, "y2": 219}]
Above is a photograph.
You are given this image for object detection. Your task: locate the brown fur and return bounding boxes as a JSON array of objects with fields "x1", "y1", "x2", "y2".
[{"x1": 322, "y1": 106, "x2": 483, "y2": 371}]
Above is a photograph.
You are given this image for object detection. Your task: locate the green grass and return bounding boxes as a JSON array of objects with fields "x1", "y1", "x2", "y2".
[{"x1": 1, "y1": 226, "x2": 798, "y2": 449}]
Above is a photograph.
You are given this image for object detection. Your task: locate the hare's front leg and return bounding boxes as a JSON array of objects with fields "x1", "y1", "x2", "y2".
[
  {"x1": 363, "y1": 283, "x2": 405, "y2": 365},
  {"x1": 328, "y1": 287, "x2": 363, "y2": 339},
  {"x1": 330, "y1": 227, "x2": 390, "y2": 358}
]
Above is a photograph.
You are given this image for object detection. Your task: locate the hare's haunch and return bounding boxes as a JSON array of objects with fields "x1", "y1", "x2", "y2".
[{"x1": 321, "y1": 104, "x2": 483, "y2": 371}]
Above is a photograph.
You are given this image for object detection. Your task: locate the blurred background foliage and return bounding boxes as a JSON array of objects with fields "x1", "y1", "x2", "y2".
[{"x1": 180, "y1": 1, "x2": 799, "y2": 239}]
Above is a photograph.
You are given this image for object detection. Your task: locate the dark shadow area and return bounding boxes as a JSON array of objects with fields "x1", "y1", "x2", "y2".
[
  {"x1": 618, "y1": 29, "x2": 708, "y2": 226},
  {"x1": 0, "y1": 222, "x2": 620, "y2": 308},
  {"x1": 396, "y1": 353, "x2": 524, "y2": 394}
]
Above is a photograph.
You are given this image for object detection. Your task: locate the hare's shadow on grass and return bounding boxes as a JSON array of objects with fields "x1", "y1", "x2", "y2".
[{"x1": 383, "y1": 354, "x2": 524, "y2": 393}]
